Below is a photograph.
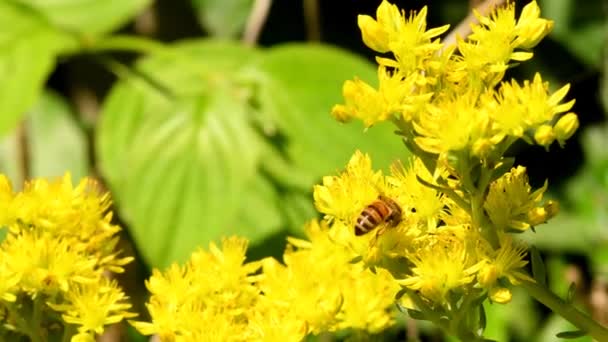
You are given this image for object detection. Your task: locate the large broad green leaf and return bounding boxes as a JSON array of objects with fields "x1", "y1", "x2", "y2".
[
  {"x1": 97, "y1": 40, "x2": 277, "y2": 267},
  {"x1": 0, "y1": 91, "x2": 88, "y2": 187},
  {"x1": 0, "y1": 2, "x2": 75, "y2": 137},
  {"x1": 99, "y1": 41, "x2": 409, "y2": 267},
  {"x1": 14, "y1": 0, "x2": 152, "y2": 36},
  {"x1": 255, "y1": 43, "x2": 408, "y2": 180},
  {"x1": 27, "y1": 91, "x2": 89, "y2": 180},
  {"x1": 191, "y1": 0, "x2": 254, "y2": 38}
]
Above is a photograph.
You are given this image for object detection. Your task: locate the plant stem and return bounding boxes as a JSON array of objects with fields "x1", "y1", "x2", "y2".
[
  {"x1": 80, "y1": 34, "x2": 168, "y2": 55},
  {"x1": 26, "y1": 295, "x2": 44, "y2": 342},
  {"x1": 522, "y1": 280, "x2": 608, "y2": 341}
]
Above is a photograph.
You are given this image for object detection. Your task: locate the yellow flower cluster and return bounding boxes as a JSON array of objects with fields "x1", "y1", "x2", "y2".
[
  {"x1": 332, "y1": 0, "x2": 578, "y2": 161},
  {"x1": 133, "y1": 225, "x2": 399, "y2": 341},
  {"x1": 314, "y1": 152, "x2": 538, "y2": 307},
  {"x1": 0, "y1": 174, "x2": 133, "y2": 341},
  {"x1": 324, "y1": 1, "x2": 575, "y2": 338}
]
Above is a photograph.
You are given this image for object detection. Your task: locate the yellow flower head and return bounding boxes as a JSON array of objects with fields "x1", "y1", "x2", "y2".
[
  {"x1": 48, "y1": 278, "x2": 135, "y2": 340},
  {"x1": 484, "y1": 166, "x2": 553, "y2": 232},
  {"x1": 358, "y1": 2, "x2": 449, "y2": 63},
  {"x1": 1, "y1": 231, "x2": 98, "y2": 296},
  {"x1": 491, "y1": 73, "x2": 575, "y2": 144},
  {"x1": 413, "y1": 90, "x2": 491, "y2": 156},
  {"x1": 246, "y1": 300, "x2": 307, "y2": 342},
  {"x1": 314, "y1": 150, "x2": 386, "y2": 226},
  {"x1": 398, "y1": 226, "x2": 481, "y2": 308},
  {"x1": 513, "y1": 1, "x2": 554, "y2": 49},
  {"x1": 478, "y1": 236, "x2": 533, "y2": 287},
  {"x1": 0, "y1": 173, "x2": 134, "y2": 339},
  {"x1": 132, "y1": 236, "x2": 261, "y2": 339}
]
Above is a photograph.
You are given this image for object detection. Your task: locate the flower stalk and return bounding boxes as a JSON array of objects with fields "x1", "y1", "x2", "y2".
[{"x1": 522, "y1": 280, "x2": 608, "y2": 341}]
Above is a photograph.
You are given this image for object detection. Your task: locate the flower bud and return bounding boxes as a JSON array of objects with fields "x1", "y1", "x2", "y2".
[
  {"x1": 554, "y1": 113, "x2": 579, "y2": 146},
  {"x1": 358, "y1": 15, "x2": 390, "y2": 53},
  {"x1": 472, "y1": 138, "x2": 494, "y2": 158},
  {"x1": 528, "y1": 200, "x2": 559, "y2": 226},
  {"x1": 331, "y1": 105, "x2": 352, "y2": 123},
  {"x1": 489, "y1": 286, "x2": 512, "y2": 304},
  {"x1": 515, "y1": 1, "x2": 554, "y2": 49},
  {"x1": 478, "y1": 264, "x2": 498, "y2": 288},
  {"x1": 534, "y1": 124, "x2": 555, "y2": 147}
]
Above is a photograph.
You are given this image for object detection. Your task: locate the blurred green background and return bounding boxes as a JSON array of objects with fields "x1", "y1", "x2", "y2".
[{"x1": 0, "y1": 0, "x2": 605, "y2": 341}]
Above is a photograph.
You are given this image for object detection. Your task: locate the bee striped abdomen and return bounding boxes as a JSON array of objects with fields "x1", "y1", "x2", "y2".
[{"x1": 354, "y1": 195, "x2": 402, "y2": 236}]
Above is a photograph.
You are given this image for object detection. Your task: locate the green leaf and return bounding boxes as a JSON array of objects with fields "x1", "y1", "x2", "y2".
[
  {"x1": 537, "y1": 313, "x2": 593, "y2": 342},
  {"x1": 97, "y1": 40, "x2": 272, "y2": 267},
  {"x1": 531, "y1": 246, "x2": 547, "y2": 286},
  {"x1": 255, "y1": 43, "x2": 408, "y2": 178},
  {"x1": 27, "y1": 91, "x2": 89, "y2": 180},
  {"x1": 191, "y1": 0, "x2": 254, "y2": 38},
  {"x1": 556, "y1": 330, "x2": 588, "y2": 339},
  {"x1": 0, "y1": 2, "x2": 75, "y2": 137},
  {"x1": 565, "y1": 282, "x2": 577, "y2": 304},
  {"x1": 14, "y1": 0, "x2": 152, "y2": 36},
  {"x1": 541, "y1": 0, "x2": 605, "y2": 67}
]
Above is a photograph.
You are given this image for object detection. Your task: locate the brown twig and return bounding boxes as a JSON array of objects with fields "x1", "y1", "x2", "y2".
[
  {"x1": 303, "y1": 0, "x2": 321, "y2": 42},
  {"x1": 442, "y1": 0, "x2": 507, "y2": 49},
  {"x1": 242, "y1": 0, "x2": 273, "y2": 46}
]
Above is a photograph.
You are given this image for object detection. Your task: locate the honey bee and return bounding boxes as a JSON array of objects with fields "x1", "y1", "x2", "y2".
[{"x1": 355, "y1": 195, "x2": 402, "y2": 236}]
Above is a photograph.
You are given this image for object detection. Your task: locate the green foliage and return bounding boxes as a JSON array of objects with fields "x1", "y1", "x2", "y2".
[
  {"x1": 540, "y1": 0, "x2": 605, "y2": 67},
  {"x1": 27, "y1": 91, "x2": 89, "y2": 180},
  {"x1": 191, "y1": 0, "x2": 254, "y2": 38},
  {"x1": 0, "y1": 2, "x2": 75, "y2": 137},
  {"x1": 97, "y1": 40, "x2": 405, "y2": 267},
  {"x1": 14, "y1": 0, "x2": 152, "y2": 35},
  {"x1": 0, "y1": 91, "x2": 88, "y2": 184}
]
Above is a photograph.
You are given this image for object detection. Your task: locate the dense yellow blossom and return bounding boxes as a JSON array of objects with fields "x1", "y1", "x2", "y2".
[
  {"x1": 48, "y1": 278, "x2": 135, "y2": 340},
  {"x1": 132, "y1": 236, "x2": 260, "y2": 340},
  {"x1": 398, "y1": 227, "x2": 483, "y2": 308},
  {"x1": 134, "y1": 221, "x2": 400, "y2": 341},
  {"x1": 0, "y1": 173, "x2": 133, "y2": 340},
  {"x1": 333, "y1": 0, "x2": 575, "y2": 159},
  {"x1": 484, "y1": 166, "x2": 555, "y2": 232}
]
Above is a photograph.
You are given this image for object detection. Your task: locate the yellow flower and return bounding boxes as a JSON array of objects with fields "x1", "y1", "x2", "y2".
[
  {"x1": 387, "y1": 158, "x2": 446, "y2": 231},
  {"x1": 246, "y1": 300, "x2": 307, "y2": 342},
  {"x1": 358, "y1": 1, "x2": 449, "y2": 67},
  {"x1": 132, "y1": 236, "x2": 262, "y2": 339},
  {"x1": 398, "y1": 226, "x2": 482, "y2": 308},
  {"x1": 514, "y1": 1, "x2": 554, "y2": 49},
  {"x1": 491, "y1": 73, "x2": 575, "y2": 143},
  {"x1": 314, "y1": 150, "x2": 386, "y2": 226},
  {"x1": 48, "y1": 278, "x2": 135, "y2": 340},
  {"x1": 336, "y1": 267, "x2": 398, "y2": 333},
  {"x1": 477, "y1": 236, "x2": 534, "y2": 303},
  {"x1": 331, "y1": 66, "x2": 427, "y2": 127},
  {"x1": 413, "y1": 90, "x2": 490, "y2": 155},
  {"x1": 484, "y1": 166, "x2": 551, "y2": 232},
  {"x1": 478, "y1": 236, "x2": 533, "y2": 286},
  {"x1": 1, "y1": 231, "x2": 98, "y2": 296}
]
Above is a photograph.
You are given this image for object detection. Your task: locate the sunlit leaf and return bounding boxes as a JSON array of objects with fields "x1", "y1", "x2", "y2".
[
  {"x1": 27, "y1": 91, "x2": 89, "y2": 180},
  {"x1": 255, "y1": 43, "x2": 408, "y2": 177},
  {"x1": 14, "y1": 0, "x2": 152, "y2": 35},
  {"x1": 0, "y1": 2, "x2": 75, "y2": 137},
  {"x1": 191, "y1": 0, "x2": 253, "y2": 38},
  {"x1": 97, "y1": 40, "x2": 269, "y2": 267}
]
